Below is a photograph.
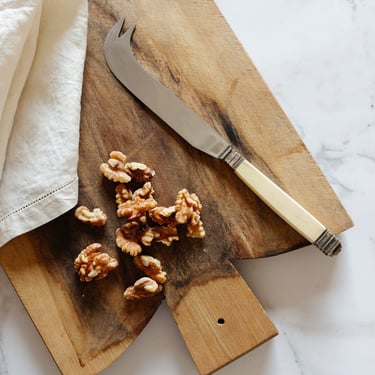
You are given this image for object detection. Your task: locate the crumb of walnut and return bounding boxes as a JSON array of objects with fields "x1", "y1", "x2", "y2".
[
  {"x1": 123, "y1": 277, "x2": 163, "y2": 300},
  {"x1": 74, "y1": 206, "x2": 107, "y2": 226},
  {"x1": 174, "y1": 189, "x2": 205, "y2": 238},
  {"x1": 125, "y1": 162, "x2": 155, "y2": 182},
  {"x1": 74, "y1": 243, "x2": 118, "y2": 282},
  {"x1": 100, "y1": 151, "x2": 132, "y2": 183},
  {"x1": 151, "y1": 225, "x2": 179, "y2": 245},
  {"x1": 134, "y1": 255, "x2": 167, "y2": 284},
  {"x1": 116, "y1": 220, "x2": 154, "y2": 256}
]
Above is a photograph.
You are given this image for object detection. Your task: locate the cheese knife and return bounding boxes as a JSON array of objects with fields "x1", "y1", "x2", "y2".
[{"x1": 103, "y1": 17, "x2": 341, "y2": 256}]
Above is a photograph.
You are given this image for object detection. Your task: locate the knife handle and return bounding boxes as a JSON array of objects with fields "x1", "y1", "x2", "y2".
[{"x1": 231, "y1": 157, "x2": 341, "y2": 256}]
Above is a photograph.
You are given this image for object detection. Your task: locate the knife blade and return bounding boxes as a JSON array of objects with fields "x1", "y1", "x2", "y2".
[{"x1": 104, "y1": 17, "x2": 341, "y2": 256}]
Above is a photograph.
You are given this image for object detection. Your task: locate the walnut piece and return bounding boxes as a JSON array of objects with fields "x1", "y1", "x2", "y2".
[
  {"x1": 115, "y1": 182, "x2": 155, "y2": 215},
  {"x1": 123, "y1": 277, "x2": 163, "y2": 300},
  {"x1": 187, "y1": 217, "x2": 206, "y2": 238},
  {"x1": 116, "y1": 220, "x2": 155, "y2": 256},
  {"x1": 117, "y1": 195, "x2": 158, "y2": 220},
  {"x1": 134, "y1": 255, "x2": 167, "y2": 284},
  {"x1": 116, "y1": 182, "x2": 157, "y2": 220},
  {"x1": 175, "y1": 189, "x2": 201, "y2": 223},
  {"x1": 74, "y1": 243, "x2": 118, "y2": 282},
  {"x1": 100, "y1": 151, "x2": 132, "y2": 183},
  {"x1": 125, "y1": 162, "x2": 155, "y2": 182},
  {"x1": 151, "y1": 225, "x2": 179, "y2": 245},
  {"x1": 149, "y1": 205, "x2": 177, "y2": 226},
  {"x1": 115, "y1": 184, "x2": 133, "y2": 206},
  {"x1": 175, "y1": 189, "x2": 205, "y2": 238},
  {"x1": 74, "y1": 206, "x2": 107, "y2": 226},
  {"x1": 133, "y1": 181, "x2": 155, "y2": 199},
  {"x1": 100, "y1": 151, "x2": 155, "y2": 184}
]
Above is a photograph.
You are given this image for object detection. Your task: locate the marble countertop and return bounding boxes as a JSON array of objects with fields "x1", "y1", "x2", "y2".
[{"x1": 1, "y1": 0, "x2": 374, "y2": 374}]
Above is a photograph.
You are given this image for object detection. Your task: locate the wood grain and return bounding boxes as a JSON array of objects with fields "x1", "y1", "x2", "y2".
[
  {"x1": 0, "y1": 0, "x2": 352, "y2": 374},
  {"x1": 172, "y1": 264, "x2": 277, "y2": 375},
  {"x1": 0, "y1": 214, "x2": 163, "y2": 374}
]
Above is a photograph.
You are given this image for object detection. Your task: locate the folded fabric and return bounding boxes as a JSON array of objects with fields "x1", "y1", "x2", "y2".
[{"x1": 0, "y1": 0, "x2": 88, "y2": 248}]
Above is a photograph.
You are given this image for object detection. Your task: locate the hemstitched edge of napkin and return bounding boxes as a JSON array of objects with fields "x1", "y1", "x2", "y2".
[{"x1": 0, "y1": 176, "x2": 78, "y2": 248}]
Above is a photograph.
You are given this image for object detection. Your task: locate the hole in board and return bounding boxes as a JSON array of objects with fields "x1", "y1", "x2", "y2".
[{"x1": 217, "y1": 318, "x2": 225, "y2": 325}]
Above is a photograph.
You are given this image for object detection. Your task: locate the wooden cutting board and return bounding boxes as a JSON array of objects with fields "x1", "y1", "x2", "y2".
[{"x1": 0, "y1": 1, "x2": 352, "y2": 374}]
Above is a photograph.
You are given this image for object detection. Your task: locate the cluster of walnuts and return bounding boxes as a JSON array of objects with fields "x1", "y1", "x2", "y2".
[{"x1": 74, "y1": 151, "x2": 205, "y2": 300}]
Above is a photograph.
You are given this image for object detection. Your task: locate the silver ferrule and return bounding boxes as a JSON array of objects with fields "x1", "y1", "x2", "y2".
[
  {"x1": 222, "y1": 147, "x2": 244, "y2": 169},
  {"x1": 314, "y1": 229, "x2": 342, "y2": 256}
]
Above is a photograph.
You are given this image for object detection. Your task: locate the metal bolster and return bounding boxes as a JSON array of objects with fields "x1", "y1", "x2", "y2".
[
  {"x1": 314, "y1": 229, "x2": 342, "y2": 256},
  {"x1": 221, "y1": 147, "x2": 244, "y2": 169}
]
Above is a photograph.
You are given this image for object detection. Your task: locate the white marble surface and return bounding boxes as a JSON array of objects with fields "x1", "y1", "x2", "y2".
[{"x1": 1, "y1": 0, "x2": 374, "y2": 374}]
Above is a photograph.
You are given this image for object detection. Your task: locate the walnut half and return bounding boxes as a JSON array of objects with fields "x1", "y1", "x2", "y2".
[
  {"x1": 134, "y1": 255, "x2": 167, "y2": 284},
  {"x1": 74, "y1": 243, "x2": 119, "y2": 282},
  {"x1": 100, "y1": 151, "x2": 155, "y2": 184},
  {"x1": 175, "y1": 189, "x2": 205, "y2": 238},
  {"x1": 123, "y1": 277, "x2": 163, "y2": 300},
  {"x1": 74, "y1": 206, "x2": 107, "y2": 226},
  {"x1": 125, "y1": 162, "x2": 155, "y2": 182},
  {"x1": 116, "y1": 220, "x2": 155, "y2": 256},
  {"x1": 100, "y1": 151, "x2": 132, "y2": 183}
]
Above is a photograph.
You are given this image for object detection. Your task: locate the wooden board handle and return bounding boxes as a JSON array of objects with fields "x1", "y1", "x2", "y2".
[
  {"x1": 233, "y1": 158, "x2": 341, "y2": 256},
  {"x1": 170, "y1": 264, "x2": 277, "y2": 375}
]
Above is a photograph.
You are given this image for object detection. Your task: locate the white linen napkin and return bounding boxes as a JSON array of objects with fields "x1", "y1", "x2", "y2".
[{"x1": 0, "y1": 0, "x2": 88, "y2": 247}]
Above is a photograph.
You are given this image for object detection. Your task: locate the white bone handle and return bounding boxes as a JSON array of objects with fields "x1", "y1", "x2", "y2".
[{"x1": 228, "y1": 156, "x2": 341, "y2": 256}]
